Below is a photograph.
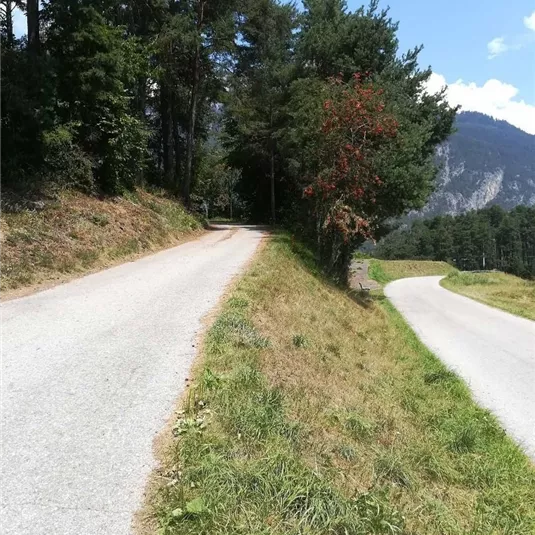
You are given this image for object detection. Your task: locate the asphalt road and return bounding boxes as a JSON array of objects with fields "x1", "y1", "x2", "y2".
[
  {"x1": 385, "y1": 276, "x2": 535, "y2": 459},
  {"x1": 1, "y1": 225, "x2": 265, "y2": 535}
]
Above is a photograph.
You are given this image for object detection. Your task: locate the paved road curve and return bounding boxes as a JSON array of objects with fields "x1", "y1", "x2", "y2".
[
  {"x1": 1, "y1": 225, "x2": 265, "y2": 535},
  {"x1": 385, "y1": 276, "x2": 535, "y2": 459}
]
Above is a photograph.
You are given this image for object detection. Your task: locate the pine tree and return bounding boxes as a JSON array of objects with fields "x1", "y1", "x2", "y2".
[
  {"x1": 1, "y1": 0, "x2": 51, "y2": 191},
  {"x1": 375, "y1": 206, "x2": 535, "y2": 279},
  {"x1": 26, "y1": 0, "x2": 39, "y2": 54},
  {"x1": 225, "y1": 0, "x2": 297, "y2": 222},
  {"x1": 44, "y1": 0, "x2": 148, "y2": 193}
]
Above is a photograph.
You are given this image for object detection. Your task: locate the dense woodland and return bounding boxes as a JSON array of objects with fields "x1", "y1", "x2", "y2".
[
  {"x1": 375, "y1": 206, "x2": 535, "y2": 278},
  {"x1": 1, "y1": 0, "x2": 457, "y2": 277}
]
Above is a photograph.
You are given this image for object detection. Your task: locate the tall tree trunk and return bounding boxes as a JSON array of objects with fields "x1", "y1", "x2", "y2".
[
  {"x1": 270, "y1": 145, "x2": 276, "y2": 224},
  {"x1": 0, "y1": 93, "x2": 7, "y2": 184},
  {"x1": 27, "y1": 0, "x2": 40, "y2": 55},
  {"x1": 269, "y1": 105, "x2": 276, "y2": 224},
  {"x1": 135, "y1": 76, "x2": 147, "y2": 187},
  {"x1": 183, "y1": 0, "x2": 204, "y2": 206},
  {"x1": 0, "y1": 0, "x2": 14, "y2": 184},
  {"x1": 160, "y1": 81, "x2": 173, "y2": 187},
  {"x1": 5, "y1": 0, "x2": 14, "y2": 48},
  {"x1": 229, "y1": 182, "x2": 233, "y2": 220},
  {"x1": 172, "y1": 103, "x2": 181, "y2": 191}
]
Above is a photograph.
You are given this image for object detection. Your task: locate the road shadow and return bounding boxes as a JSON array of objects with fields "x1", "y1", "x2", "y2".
[
  {"x1": 347, "y1": 289, "x2": 387, "y2": 309},
  {"x1": 206, "y1": 222, "x2": 272, "y2": 233}
]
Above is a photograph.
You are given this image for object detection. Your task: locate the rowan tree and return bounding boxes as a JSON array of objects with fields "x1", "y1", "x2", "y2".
[{"x1": 304, "y1": 74, "x2": 398, "y2": 276}]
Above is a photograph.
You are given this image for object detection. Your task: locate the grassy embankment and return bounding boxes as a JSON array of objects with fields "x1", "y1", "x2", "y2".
[
  {"x1": 1, "y1": 189, "x2": 203, "y2": 293},
  {"x1": 147, "y1": 235, "x2": 534, "y2": 535},
  {"x1": 368, "y1": 258, "x2": 456, "y2": 284},
  {"x1": 442, "y1": 271, "x2": 535, "y2": 321}
]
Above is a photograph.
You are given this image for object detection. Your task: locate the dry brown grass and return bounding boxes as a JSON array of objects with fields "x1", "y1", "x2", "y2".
[
  {"x1": 442, "y1": 271, "x2": 535, "y2": 321},
  {"x1": 1, "y1": 189, "x2": 203, "y2": 295},
  {"x1": 152, "y1": 233, "x2": 535, "y2": 535}
]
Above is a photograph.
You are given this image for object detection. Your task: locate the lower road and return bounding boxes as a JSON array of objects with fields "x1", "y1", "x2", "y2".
[
  {"x1": 385, "y1": 276, "x2": 535, "y2": 459},
  {"x1": 1, "y1": 225, "x2": 265, "y2": 535}
]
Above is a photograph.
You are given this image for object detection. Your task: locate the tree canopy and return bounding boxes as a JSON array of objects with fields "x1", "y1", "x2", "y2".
[
  {"x1": 1, "y1": 0, "x2": 456, "y2": 276},
  {"x1": 375, "y1": 206, "x2": 535, "y2": 279}
]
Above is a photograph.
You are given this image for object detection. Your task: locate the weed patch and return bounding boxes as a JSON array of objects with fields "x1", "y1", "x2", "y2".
[{"x1": 292, "y1": 334, "x2": 309, "y2": 348}]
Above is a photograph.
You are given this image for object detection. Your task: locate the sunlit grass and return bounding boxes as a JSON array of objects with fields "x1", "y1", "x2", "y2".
[
  {"x1": 368, "y1": 258, "x2": 456, "y2": 284},
  {"x1": 442, "y1": 271, "x2": 535, "y2": 321},
  {"x1": 150, "y1": 234, "x2": 535, "y2": 535}
]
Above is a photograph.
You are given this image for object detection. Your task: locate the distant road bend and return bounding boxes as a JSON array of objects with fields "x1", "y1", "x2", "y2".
[
  {"x1": 386, "y1": 276, "x2": 535, "y2": 459},
  {"x1": 1, "y1": 224, "x2": 266, "y2": 535}
]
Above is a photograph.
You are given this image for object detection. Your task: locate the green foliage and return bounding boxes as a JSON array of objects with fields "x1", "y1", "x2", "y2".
[
  {"x1": 225, "y1": 0, "x2": 298, "y2": 221},
  {"x1": 42, "y1": 125, "x2": 94, "y2": 191},
  {"x1": 4, "y1": 0, "x2": 454, "y2": 253},
  {"x1": 1, "y1": 45, "x2": 50, "y2": 192},
  {"x1": 98, "y1": 111, "x2": 149, "y2": 193},
  {"x1": 44, "y1": 1, "x2": 149, "y2": 194},
  {"x1": 375, "y1": 205, "x2": 535, "y2": 278},
  {"x1": 195, "y1": 144, "x2": 243, "y2": 218},
  {"x1": 3, "y1": 0, "x2": 458, "y2": 288},
  {"x1": 153, "y1": 0, "x2": 238, "y2": 201},
  {"x1": 297, "y1": 0, "x2": 399, "y2": 80},
  {"x1": 224, "y1": 0, "x2": 456, "y2": 277}
]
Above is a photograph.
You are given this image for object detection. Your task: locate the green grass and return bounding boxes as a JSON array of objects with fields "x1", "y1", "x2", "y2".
[
  {"x1": 441, "y1": 271, "x2": 535, "y2": 321},
  {"x1": 368, "y1": 259, "x2": 456, "y2": 284},
  {"x1": 149, "y1": 235, "x2": 535, "y2": 535}
]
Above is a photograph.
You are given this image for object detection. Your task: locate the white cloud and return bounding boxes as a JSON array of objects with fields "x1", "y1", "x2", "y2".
[
  {"x1": 487, "y1": 10, "x2": 535, "y2": 58},
  {"x1": 424, "y1": 73, "x2": 535, "y2": 135},
  {"x1": 524, "y1": 11, "x2": 535, "y2": 31},
  {"x1": 487, "y1": 37, "x2": 508, "y2": 59}
]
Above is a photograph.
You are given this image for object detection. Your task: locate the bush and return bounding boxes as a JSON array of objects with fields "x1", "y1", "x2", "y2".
[
  {"x1": 42, "y1": 125, "x2": 94, "y2": 192},
  {"x1": 98, "y1": 111, "x2": 149, "y2": 194}
]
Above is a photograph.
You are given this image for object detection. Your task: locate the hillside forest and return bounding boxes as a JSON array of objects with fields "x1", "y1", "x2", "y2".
[
  {"x1": 418, "y1": 111, "x2": 535, "y2": 218},
  {"x1": 375, "y1": 205, "x2": 535, "y2": 279},
  {"x1": 1, "y1": 0, "x2": 457, "y2": 277}
]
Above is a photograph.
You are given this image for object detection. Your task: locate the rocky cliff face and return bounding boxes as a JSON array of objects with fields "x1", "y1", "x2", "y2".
[{"x1": 417, "y1": 112, "x2": 535, "y2": 217}]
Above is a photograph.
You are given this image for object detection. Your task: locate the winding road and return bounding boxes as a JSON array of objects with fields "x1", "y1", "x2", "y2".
[
  {"x1": 1, "y1": 225, "x2": 266, "y2": 535},
  {"x1": 386, "y1": 276, "x2": 535, "y2": 459}
]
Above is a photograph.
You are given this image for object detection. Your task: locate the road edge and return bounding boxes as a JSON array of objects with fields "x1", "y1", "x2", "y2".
[{"x1": 131, "y1": 230, "x2": 270, "y2": 535}]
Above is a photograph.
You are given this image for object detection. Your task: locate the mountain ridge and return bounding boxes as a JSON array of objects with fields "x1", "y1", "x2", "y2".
[{"x1": 416, "y1": 111, "x2": 535, "y2": 217}]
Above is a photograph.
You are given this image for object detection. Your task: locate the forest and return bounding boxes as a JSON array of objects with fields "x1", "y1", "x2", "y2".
[
  {"x1": 374, "y1": 205, "x2": 535, "y2": 278},
  {"x1": 1, "y1": 0, "x2": 457, "y2": 277}
]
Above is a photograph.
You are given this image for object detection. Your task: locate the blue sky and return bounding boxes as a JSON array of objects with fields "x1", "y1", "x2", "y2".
[
  {"x1": 377, "y1": 0, "x2": 534, "y2": 101},
  {"x1": 348, "y1": 0, "x2": 535, "y2": 133},
  {"x1": 12, "y1": 1, "x2": 535, "y2": 132}
]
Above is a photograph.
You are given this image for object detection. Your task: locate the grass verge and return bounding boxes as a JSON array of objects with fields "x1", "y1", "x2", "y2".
[
  {"x1": 441, "y1": 271, "x2": 535, "y2": 321},
  {"x1": 1, "y1": 189, "x2": 203, "y2": 293},
  {"x1": 368, "y1": 259, "x2": 456, "y2": 284},
  {"x1": 149, "y1": 234, "x2": 534, "y2": 535}
]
